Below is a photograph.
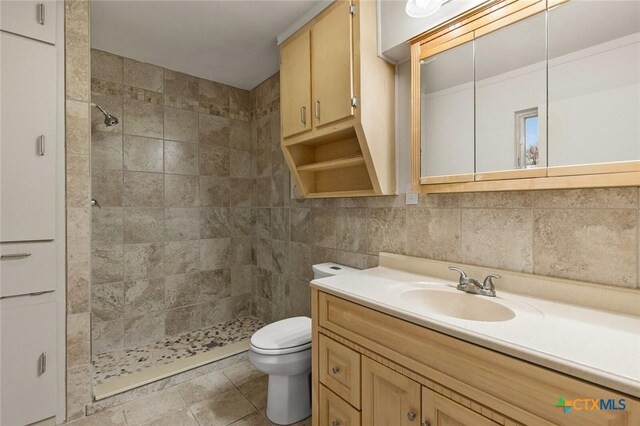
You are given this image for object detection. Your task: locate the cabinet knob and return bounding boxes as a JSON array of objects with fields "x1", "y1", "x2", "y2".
[
  {"x1": 331, "y1": 420, "x2": 340, "y2": 426},
  {"x1": 407, "y1": 411, "x2": 417, "y2": 421},
  {"x1": 331, "y1": 366, "x2": 340, "y2": 374}
]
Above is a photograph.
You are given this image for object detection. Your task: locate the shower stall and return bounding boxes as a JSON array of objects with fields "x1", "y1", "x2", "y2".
[{"x1": 89, "y1": 49, "x2": 265, "y2": 399}]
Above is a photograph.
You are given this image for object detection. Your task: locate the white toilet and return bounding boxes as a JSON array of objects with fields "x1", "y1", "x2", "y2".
[{"x1": 249, "y1": 262, "x2": 358, "y2": 425}]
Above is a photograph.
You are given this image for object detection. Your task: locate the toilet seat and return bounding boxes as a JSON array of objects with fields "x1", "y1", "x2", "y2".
[{"x1": 250, "y1": 316, "x2": 311, "y2": 355}]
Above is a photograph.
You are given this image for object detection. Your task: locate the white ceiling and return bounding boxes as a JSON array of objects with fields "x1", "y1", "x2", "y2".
[{"x1": 91, "y1": 0, "x2": 324, "y2": 90}]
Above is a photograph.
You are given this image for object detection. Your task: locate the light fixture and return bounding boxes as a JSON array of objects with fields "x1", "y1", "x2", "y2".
[{"x1": 405, "y1": 0, "x2": 447, "y2": 18}]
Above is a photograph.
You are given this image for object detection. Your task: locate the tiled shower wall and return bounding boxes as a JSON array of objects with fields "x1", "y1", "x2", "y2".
[
  {"x1": 89, "y1": 50, "x2": 253, "y2": 354},
  {"x1": 249, "y1": 73, "x2": 640, "y2": 323}
]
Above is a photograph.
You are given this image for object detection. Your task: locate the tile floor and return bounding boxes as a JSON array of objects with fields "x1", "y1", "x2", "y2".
[
  {"x1": 93, "y1": 317, "x2": 265, "y2": 386},
  {"x1": 67, "y1": 360, "x2": 312, "y2": 426}
]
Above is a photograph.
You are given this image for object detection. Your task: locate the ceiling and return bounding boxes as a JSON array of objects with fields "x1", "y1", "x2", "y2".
[{"x1": 91, "y1": 0, "x2": 323, "y2": 90}]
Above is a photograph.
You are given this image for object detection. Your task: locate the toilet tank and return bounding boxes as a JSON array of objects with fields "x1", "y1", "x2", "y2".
[{"x1": 312, "y1": 262, "x2": 359, "y2": 279}]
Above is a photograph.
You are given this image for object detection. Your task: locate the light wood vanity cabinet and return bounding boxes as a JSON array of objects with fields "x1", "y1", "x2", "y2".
[
  {"x1": 311, "y1": 289, "x2": 639, "y2": 426},
  {"x1": 279, "y1": 0, "x2": 395, "y2": 198}
]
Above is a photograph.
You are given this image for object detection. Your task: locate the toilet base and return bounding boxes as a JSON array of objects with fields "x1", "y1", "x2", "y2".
[{"x1": 265, "y1": 372, "x2": 311, "y2": 425}]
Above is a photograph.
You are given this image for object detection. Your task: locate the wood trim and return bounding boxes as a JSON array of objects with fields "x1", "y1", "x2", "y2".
[
  {"x1": 547, "y1": 161, "x2": 640, "y2": 177},
  {"x1": 410, "y1": 43, "x2": 422, "y2": 193},
  {"x1": 319, "y1": 385, "x2": 361, "y2": 426},
  {"x1": 420, "y1": 172, "x2": 640, "y2": 193},
  {"x1": 420, "y1": 173, "x2": 475, "y2": 185},
  {"x1": 311, "y1": 288, "x2": 320, "y2": 426},
  {"x1": 318, "y1": 334, "x2": 361, "y2": 408},
  {"x1": 318, "y1": 292, "x2": 640, "y2": 426},
  {"x1": 474, "y1": 1, "x2": 546, "y2": 38},
  {"x1": 420, "y1": 31, "x2": 474, "y2": 60},
  {"x1": 474, "y1": 168, "x2": 547, "y2": 182},
  {"x1": 296, "y1": 155, "x2": 365, "y2": 172}
]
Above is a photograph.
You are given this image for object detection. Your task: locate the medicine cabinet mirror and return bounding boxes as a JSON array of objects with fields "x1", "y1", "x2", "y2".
[{"x1": 411, "y1": 0, "x2": 640, "y2": 193}]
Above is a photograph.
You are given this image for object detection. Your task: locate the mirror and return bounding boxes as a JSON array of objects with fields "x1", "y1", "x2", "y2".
[
  {"x1": 420, "y1": 40, "x2": 474, "y2": 180},
  {"x1": 548, "y1": 0, "x2": 640, "y2": 168},
  {"x1": 474, "y1": 12, "x2": 547, "y2": 174}
]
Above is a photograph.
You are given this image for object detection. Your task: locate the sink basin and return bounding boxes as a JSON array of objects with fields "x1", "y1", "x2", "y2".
[{"x1": 400, "y1": 288, "x2": 516, "y2": 322}]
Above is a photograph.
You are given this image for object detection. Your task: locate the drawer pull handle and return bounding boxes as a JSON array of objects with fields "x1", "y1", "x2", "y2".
[
  {"x1": 331, "y1": 420, "x2": 340, "y2": 426},
  {"x1": 300, "y1": 106, "x2": 306, "y2": 125},
  {"x1": 38, "y1": 3, "x2": 45, "y2": 25},
  {"x1": 315, "y1": 100, "x2": 320, "y2": 120},
  {"x1": 331, "y1": 366, "x2": 340, "y2": 374},
  {"x1": 421, "y1": 422, "x2": 430, "y2": 426},
  {"x1": 407, "y1": 411, "x2": 417, "y2": 421},
  {"x1": 38, "y1": 135, "x2": 46, "y2": 156},
  {"x1": 1, "y1": 253, "x2": 32, "y2": 260},
  {"x1": 39, "y1": 352, "x2": 47, "y2": 375}
]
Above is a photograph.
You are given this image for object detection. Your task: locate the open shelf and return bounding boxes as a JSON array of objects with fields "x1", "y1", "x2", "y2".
[{"x1": 297, "y1": 155, "x2": 365, "y2": 172}]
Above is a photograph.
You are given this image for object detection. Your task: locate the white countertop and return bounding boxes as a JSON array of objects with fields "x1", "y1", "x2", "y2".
[{"x1": 311, "y1": 266, "x2": 640, "y2": 398}]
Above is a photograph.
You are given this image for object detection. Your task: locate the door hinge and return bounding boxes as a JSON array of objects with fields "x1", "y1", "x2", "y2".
[
  {"x1": 349, "y1": 4, "x2": 356, "y2": 16},
  {"x1": 351, "y1": 96, "x2": 358, "y2": 108}
]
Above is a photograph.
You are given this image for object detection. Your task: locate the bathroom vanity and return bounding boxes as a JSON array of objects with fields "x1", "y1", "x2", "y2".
[{"x1": 310, "y1": 254, "x2": 640, "y2": 426}]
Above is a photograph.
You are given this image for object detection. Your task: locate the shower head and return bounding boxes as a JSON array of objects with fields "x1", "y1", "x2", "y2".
[{"x1": 92, "y1": 104, "x2": 119, "y2": 127}]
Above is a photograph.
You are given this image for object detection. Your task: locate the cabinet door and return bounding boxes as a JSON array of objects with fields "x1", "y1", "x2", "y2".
[
  {"x1": 1, "y1": 32, "x2": 57, "y2": 242},
  {"x1": 362, "y1": 357, "x2": 421, "y2": 426},
  {"x1": 1, "y1": 298, "x2": 57, "y2": 426},
  {"x1": 319, "y1": 385, "x2": 361, "y2": 426},
  {"x1": 422, "y1": 388, "x2": 499, "y2": 426},
  {"x1": 0, "y1": 1, "x2": 56, "y2": 44},
  {"x1": 311, "y1": 0, "x2": 354, "y2": 127},
  {"x1": 281, "y1": 30, "x2": 312, "y2": 138}
]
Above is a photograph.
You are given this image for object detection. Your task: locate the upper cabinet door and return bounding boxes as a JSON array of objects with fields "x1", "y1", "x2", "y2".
[
  {"x1": 281, "y1": 30, "x2": 312, "y2": 138},
  {"x1": 361, "y1": 357, "x2": 421, "y2": 426},
  {"x1": 1, "y1": 32, "x2": 57, "y2": 242},
  {"x1": 0, "y1": 1, "x2": 57, "y2": 44},
  {"x1": 312, "y1": 0, "x2": 354, "y2": 127}
]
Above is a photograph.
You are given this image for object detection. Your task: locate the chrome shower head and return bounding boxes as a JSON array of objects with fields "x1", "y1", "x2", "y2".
[{"x1": 92, "y1": 104, "x2": 119, "y2": 127}]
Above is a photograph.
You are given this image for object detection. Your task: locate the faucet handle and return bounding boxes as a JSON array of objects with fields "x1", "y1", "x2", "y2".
[
  {"x1": 483, "y1": 274, "x2": 501, "y2": 290},
  {"x1": 448, "y1": 266, "x2": 468, "y2": 284}
]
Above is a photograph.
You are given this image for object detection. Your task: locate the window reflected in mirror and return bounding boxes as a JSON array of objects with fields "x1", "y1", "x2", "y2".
[
  {"x1": 420, "y1": 40, "x2": 474, "y2": 180},
  {"x1": 548, "y1": 0, "x2": 640, "y2": 168}
]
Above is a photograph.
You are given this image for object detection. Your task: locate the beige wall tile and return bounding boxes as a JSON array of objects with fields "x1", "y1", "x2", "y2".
[
  {"x1": 165, "y1": 305, "x2": 200, "y2": 336},
  {"x1": 125, "y1": 277, "x2": 166, "y2": 316},
  {"x1": 123, "y1": 207, "x2": 164, "y2": 243},
  {"x1": 92, "y1": 320, "x2": 124, "y2": 355},
  {"x1": 165, "y1": 272, "x2": 200, "y2": 308},
  {"x1": 165, "y1": 140, "x2": 198, "y2": 175},
  {"x1": 230, "y1": 119, "x2": 251, "y2": 151},
  {"x1": 199, "y1": 238, "x2": 231, "y2": 270},
  {"x1": 123, "y1": 135, "x2": 163, "y2": 172},
  {"x1": 67, "y1": 100, "x2": 90, "y2": 155},
  {"x1": 531, "y1": 187, "x2": 639, "y2": 209},
  {"x1": 68, "y1": 261, "x2": 90, "y2": 314},
  {"x1": 199, "y1": 114, "x2": 230, "y2": 146},
  {"x1": 165, "y1": 208, "x2": 201, "y2": 240},
  {"x1": 66, "y1": 364, "x2": 92, "y2": 421},
  {"x1": 123, "y1": 98, "x2": 163, "y2": 138},
  {"x1": 165, "y1": 107, "x2": 198, "y2": 143},
  {"x1": 164, "y1": 174, "x2": 199, "y2": 207},
  {"x1": 67, "y1": 154, "x2": 91, "y2": 207},
  {"x1": 124, "y1": 58, "x2": 163, "y2": 92},
  {"x1": 165, "y1": 69, "x2": 198, "y2": 100},
  {"x1": 199, "y1": 144, "x2": 230, "y2": 177},
  {"x1": 67, "y1": 313, "x2": 91, "y2": 367},
  {"x1": 92, "y1": 245, "x2": 124, "y2": 284},
  {"x1": 66, "y1": 45, "x2": 90, "y2": 102},
  {"x1": 406, "y1": 208, "x2": 461, "y2": 262},
  {"x1": 123, "y1": 172, "x2": 163, "y2": 207},
  {"x1": 92, "y1": 207, "x2": 124, "y2": 246},
  {"x1": 92, "y1": 282, "x2": 125, "y2": 322},
  {"x1": 367, "y1": 208, "x2": 407, "y2": 255},
  {"x1": 461, "y1": 209, "x2": 533, "y2": 273},
  {"x1": 200, "y1": 207, "x2": 230, "y2": 239},
  {"x1": 200, "y1": 176, "x2": 230, "y2": 207},
  {"x1": 198, "y1": 79, "x2": 229, "y2": 117},
  {"x1": 230, "y1": 148, "x2": 251, "y2": 178},
  {"x1": 124, "y1": 312, "x2": 166, "y2": 348},
  {"x1": 92, "y1": 169, "x2": 123, "y2": 207},
  {"x1": 164, "y1": 240, "x2": 200, "y2": 275},
  {"x1": 92, "y1": 131, "x2": 123, "y2": 170},
  {"x1": 123, "y1": 243, "x2": 165, "y2": 280},
  {"x1": 92, "y1": 50, "x2": 123, "y2": 84},
  {"x1": 533, "y1": 209, "x2": 638, "y2": 287}
]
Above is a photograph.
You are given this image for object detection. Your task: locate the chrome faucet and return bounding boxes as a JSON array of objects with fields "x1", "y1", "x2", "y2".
[{"x1": 448, "y1": 266, "x2": 500, "y2": 297}]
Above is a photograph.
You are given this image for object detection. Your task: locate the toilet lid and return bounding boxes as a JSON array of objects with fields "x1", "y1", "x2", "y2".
[{"x1": 250, "y1": 316, "x2": 311, "y2": 354}]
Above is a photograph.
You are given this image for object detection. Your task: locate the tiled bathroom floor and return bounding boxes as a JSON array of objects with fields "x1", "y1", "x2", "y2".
[
  {"x1": 66, "y1": 360, "x2": 312, "y2": 426},
  {"x1": 93, "y1": 317, "x2": 265, "y2": 386}
]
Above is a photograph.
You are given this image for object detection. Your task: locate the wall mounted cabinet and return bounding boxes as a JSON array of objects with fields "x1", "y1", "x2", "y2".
[
  {"x1": 0, "y1": 0, "x2": 57, "y2": 44},
  {"x1": 411, "y1": 0, "x2": 640, "y2": 193},
  {"x1": 280, "y1": 0, "x2": 395, "y2": 198}
]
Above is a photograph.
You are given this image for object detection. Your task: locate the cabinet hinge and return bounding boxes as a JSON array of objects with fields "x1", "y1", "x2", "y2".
[
  {"x1": 351, "y1": 96, "x2": 358, "y2": 108},
  {"x1": 349, "y1": 4, "x2": 356, "y2": 16}
]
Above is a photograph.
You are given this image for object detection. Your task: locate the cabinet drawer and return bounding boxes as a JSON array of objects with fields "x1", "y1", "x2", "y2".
[
  {"x1": 1, "y1": 241, "x2": 56, "y2": 297},
  {"x1": 1, "y1": 297, "x2": 57, "y2": 426},
  {"x1": 0, "y1": 1, "x2": 57, "y2": 44},
  {"x1": 319, "y1": 334, "x2": 361, "y2": 409},
  {"x1": 319, "y1": 384, "x2": 361, "y2": 426}
]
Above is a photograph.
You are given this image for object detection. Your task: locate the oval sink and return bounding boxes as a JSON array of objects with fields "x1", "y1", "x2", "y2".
[{"x1": 400, "y1": 288, "x2": 516, "y2": 322}]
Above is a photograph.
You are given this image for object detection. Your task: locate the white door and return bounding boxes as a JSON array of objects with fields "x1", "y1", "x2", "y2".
[
  {"x1": 1, "y1": 32, "x2": 57, "y2": 242},
  {"x1": 0, "y1": 1, "x2": 57, "y2": 44},
  {"x1": 1, "y1": 297, "x2": 57, "y2": 426}
]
